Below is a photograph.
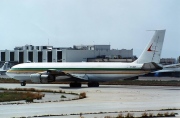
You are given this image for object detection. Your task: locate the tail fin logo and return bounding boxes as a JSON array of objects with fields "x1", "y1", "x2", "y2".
[{"x1": 147, "y1": 44, "x2": 153, "y2": 51}]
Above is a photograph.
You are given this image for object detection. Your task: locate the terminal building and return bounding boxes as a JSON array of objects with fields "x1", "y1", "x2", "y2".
[{"x1": 0, "y1": 45, "x2": 134, "y2": 66}]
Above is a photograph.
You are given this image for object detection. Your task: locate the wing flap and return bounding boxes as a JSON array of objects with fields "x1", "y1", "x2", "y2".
[
  {"x1": 37, "y1": 69, "x2": 67, "y2": 76},
  {"x1": 70, "y1": 74, "x2": 89, "y2": 80},
  {"x1": 38, "y1": 69, "x2": 89, "y2": 80}
]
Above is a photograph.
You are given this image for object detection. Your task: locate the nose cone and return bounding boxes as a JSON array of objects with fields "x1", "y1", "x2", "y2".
[
  {"x1": 6, "y1": 67, "x2": 31, "y2": 81},
  {"x1": 6, "y1": 69, "x2": 14, "y2": 78}
]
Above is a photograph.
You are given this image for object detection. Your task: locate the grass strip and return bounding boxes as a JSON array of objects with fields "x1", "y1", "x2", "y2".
[{"x1": 0, "y1": 91, "x2": 44, "y2": 102}]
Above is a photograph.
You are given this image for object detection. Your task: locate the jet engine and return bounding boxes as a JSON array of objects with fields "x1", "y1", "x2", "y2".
[{"x1": 30, "y1": 73, "x2": 55, "y2": 83}]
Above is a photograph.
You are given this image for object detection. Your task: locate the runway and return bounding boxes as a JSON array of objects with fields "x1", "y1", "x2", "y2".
[{"x1": 0, "y1": 83, "x2": 180, "y2": 118}]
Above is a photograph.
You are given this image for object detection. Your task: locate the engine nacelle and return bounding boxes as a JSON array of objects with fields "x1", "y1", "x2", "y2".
[{"x1": 30, "y1": 73, "x2": 55, "y2": 83}]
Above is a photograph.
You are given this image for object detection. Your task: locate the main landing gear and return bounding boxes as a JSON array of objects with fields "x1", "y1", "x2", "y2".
[
  {"x1": 69, "y1": 82, "x2": 82, "y2": 87},
  {"x1": 88, "y1": 82, "x2": 99, "y2": 87},
  {"x1": 69, "y1": 82, "x2": 100, "y2": 87},
  {"x1": 20, "y1": 81, "x2": 26, "y2": 86}
]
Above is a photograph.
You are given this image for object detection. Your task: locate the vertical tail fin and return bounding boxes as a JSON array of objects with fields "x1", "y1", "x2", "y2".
[{"x1": 133, "y1": 30, "x2": 166, "y2": 64}]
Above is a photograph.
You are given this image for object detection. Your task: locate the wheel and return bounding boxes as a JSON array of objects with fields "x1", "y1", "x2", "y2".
[
  {"x1": 70, "y1": 83, "x2": 74, "y2": 87},
  {"x1": 20, "y1": 81, "x2": 26, "y2": 86},
  {"x1": 69, "y1": 82, "x2": 81, "y2": 87},
  {"x1": 88, "y1": 82, "x2": 99, "y2": 87}
]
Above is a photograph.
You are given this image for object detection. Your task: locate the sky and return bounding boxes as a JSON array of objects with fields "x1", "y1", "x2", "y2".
[{"x1": 0, "y1": 0, "x2": 179, "y2": 58}]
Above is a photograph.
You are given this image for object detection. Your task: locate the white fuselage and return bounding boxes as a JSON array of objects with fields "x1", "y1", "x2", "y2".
[{"x1": 6, "y1": 62, "x2": 150, "y2": 82}]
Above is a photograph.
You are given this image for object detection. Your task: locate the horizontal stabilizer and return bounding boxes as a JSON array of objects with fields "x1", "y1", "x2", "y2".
[
  {"x1": 152, "y1": 69, "x2": 175, "y2": 73},
  {"x1": 142, "y1": 62, "x2": 162, "y2": 71},
  {"x1": 163, "y1": 63, "x2": 180, "y2": 68}
]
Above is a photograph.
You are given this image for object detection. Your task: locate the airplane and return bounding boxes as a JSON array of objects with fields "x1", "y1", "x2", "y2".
[
  {"x1": 151, "y1": 63, "x2": 180, "y2": 77},
  {"x1": 0, "y1": 62, "x2": 9, "y2": 75},
  {"x1": 156, "y1": 63, "x2": 180, "y2": 72},
  {"x1": 6, "y1": 30, "x2": 166, "y2": 87}
]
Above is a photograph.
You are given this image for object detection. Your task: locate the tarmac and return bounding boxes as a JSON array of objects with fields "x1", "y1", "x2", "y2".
[{"x1": 0, "y1": 83, "x2": 180, "y2": 118}]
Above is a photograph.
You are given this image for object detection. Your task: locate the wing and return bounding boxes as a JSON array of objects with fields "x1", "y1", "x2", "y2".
[
  {"x1": 45, "y1": 69, "x2": 88, "y2": 80},
  {"x1": 30, "y1": 69, "x2": 88, "y2": 83},
  {"x1": 152, "y1": 63, "x2": 180, "y2": 73}
]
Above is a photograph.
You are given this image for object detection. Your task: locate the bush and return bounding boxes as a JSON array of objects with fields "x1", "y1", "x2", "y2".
[
  {"x1": 125, "y1": 113, "x2": 134, "y2": 118},
  {"x1": 117, "y1": 113, "x2": 124, "y2": 118},
  {"x1": 157, "y1": 113, "x2": 163, "y2": 117},
  {"x1": 170, "y1": 112, "x2": 175, "y2": 116},
  {"x1": 164, "y1": 112, "x2": 169, "y2": 116},
  {"x1": 61, "y1": 95, "x2": 66, "y2": 98},
  {"x1": 26, "y1": 98, "x2": 33, "y2": 102},
  {"x1": 141, "y1": 112, "x2": 148, "y2": 117},
  {"x1": 148, "y1": 113, "x2": 153, "y2": 117},
  {"x1": 79, "y1": 92, "x2": 86, "y2": 99}
]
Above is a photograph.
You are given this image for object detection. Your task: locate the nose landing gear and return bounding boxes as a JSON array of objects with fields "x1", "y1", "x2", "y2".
[{"x1": 20, "y1": 81, "x2": 26, "y2": 86}]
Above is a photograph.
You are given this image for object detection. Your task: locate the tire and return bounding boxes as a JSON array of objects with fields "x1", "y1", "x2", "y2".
[
  {"x1": 88, "y1": 82, "x2": 99, "y2": 87},
  {"x1": 70, "y1": 82, "x2": 81, "y2": 87},
  {"x1": 21, "y1": 81, "x2": 26, "y2": 86}
]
